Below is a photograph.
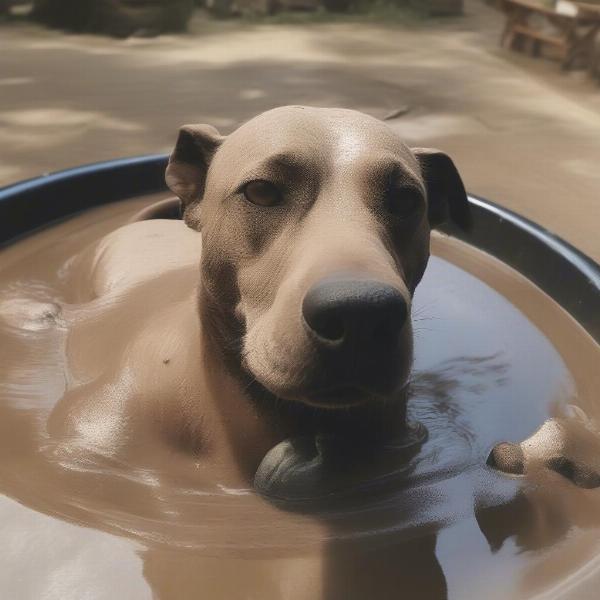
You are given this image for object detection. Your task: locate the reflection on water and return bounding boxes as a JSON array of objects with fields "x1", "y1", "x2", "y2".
[{"x1": 0, "y1": 199, "x2": 599, "y2": 599}]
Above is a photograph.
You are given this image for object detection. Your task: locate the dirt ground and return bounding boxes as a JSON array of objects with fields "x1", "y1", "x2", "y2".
[{"x1": 1, "y1": 0, "x2": 599, "y2": 259}]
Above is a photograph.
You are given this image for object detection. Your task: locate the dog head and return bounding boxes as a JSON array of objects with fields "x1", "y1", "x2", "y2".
[{"x1": 166, "y1": 106, "x2": 470, "y2": 410}]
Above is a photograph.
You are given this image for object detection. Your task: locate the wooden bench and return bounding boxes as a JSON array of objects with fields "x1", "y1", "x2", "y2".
[{"x1": 499, "y1": 0, "x2": 600, "y2": 70}]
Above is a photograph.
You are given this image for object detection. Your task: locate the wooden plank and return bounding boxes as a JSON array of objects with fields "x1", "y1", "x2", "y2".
[
  {"x1": 501, "y1": 0, "x2": 571, "y2": 18},
  {"x1": 511, "y1": 24, "x2": 569, "y2": 46},
  {"x1": 575, "y1": 2, "x2": 600, "y2": 16}
]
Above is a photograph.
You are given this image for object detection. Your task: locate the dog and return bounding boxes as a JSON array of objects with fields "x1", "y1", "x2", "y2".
[
  {"x1": 167, "y1": 105, "x2": 473, "y2": 488},
  {"x1": 46, "y1": 106, "x2": 470, "y2": 489}
]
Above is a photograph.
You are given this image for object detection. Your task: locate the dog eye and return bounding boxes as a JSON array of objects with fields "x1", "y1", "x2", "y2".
[
  {"x1": 243, "y1": 180, "x2": 283, "y2": 207},
  {"x1": 385, "y1": 187, "x2": 422, "y2": 218}
]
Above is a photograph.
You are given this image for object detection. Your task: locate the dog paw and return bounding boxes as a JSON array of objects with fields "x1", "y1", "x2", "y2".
[
  {"x1": 254, "y1": 426, "x2": 426, "y2": 505},
  {"x1": 488, "y1": 415, "x2": 600, "y2": 489},
  {"x1": 254, "y1": 436, "x2": 325, "y2": 503}
]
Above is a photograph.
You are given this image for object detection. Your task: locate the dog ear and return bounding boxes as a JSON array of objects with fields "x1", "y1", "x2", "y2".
[
  {"x1": 165, "y1": 124, "x2": 225, "y2": 223},
  {"x1": 412, "y1": 148, "x2": 472, "y2": 231}
]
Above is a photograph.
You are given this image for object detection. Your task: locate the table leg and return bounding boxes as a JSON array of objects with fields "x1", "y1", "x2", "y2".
[{"x1": 563, "y1": 25, "x2": 600, "y2": 71}]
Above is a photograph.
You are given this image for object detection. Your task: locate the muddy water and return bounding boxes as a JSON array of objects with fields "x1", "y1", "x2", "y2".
[{"x1": 0, "y1": 195, "x2": 599, "y2": 600}]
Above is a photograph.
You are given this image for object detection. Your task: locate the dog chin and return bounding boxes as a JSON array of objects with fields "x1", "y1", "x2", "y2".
[
  {"x1": 296, "y1": 386, "x2": 382, "y2": 409},
  {"x1": 254, "y1": 375, "x2": 392, "y2": 410},
  {"x1": 242, "y1": 354, "x2": 408, "y2": 410}
]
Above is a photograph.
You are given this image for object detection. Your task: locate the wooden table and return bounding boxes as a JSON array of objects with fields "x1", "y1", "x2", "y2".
[{"x1": 499, "y1": 0, "x2": 600, "y2": 70}]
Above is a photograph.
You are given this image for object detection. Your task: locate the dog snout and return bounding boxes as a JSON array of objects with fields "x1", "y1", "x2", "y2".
[{"x1": 302, "y1": 277, "x2": 408, "y2": 356}]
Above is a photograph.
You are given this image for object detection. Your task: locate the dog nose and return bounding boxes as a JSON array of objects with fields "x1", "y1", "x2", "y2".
[{"x1": 302, "y1": 278, "x2": 408, "y2": 348}]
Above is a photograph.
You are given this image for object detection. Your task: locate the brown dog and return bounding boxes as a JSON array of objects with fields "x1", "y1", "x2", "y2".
[
  {"x1": 169, "y1": 105, "x2": 472, "y2": 491},
  {"x1": 49, "y1": 106, "x2": 471, "y2": 490}
]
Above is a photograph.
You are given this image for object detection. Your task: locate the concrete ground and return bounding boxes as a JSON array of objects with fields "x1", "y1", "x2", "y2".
[{"x1": 0, "y1": 0, "x2": 599, "y2": 259}]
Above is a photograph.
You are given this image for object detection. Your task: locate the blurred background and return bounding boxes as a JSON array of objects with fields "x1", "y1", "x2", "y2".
[{"x1": 1, "y1": 0, "x2": 599, "y2": 258}]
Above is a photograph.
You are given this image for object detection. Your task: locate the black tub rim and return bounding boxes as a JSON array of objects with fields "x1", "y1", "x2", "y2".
[{"x1": 0, "y1": 155, "x2": 599, "y2": 342}]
